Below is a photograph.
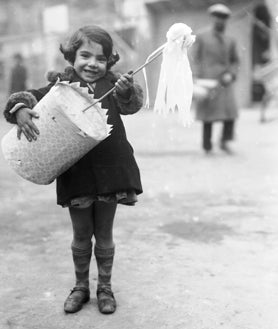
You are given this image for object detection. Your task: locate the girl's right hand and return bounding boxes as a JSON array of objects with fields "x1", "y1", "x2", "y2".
[{"x1": 15, "y1": 108, "x2": 40, "y2": 142}]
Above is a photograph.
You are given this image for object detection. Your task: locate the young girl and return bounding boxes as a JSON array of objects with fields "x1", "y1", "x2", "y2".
[{"x1": 4, "y1": 25, "x2": 143, "y2": 314}]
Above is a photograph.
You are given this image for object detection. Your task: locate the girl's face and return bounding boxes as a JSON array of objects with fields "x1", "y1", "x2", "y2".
[{"x1": 74, "y1": 40, "x2": 107, "y2": 83}]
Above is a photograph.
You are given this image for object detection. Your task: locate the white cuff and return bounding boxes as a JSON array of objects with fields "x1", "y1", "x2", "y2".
[{"x1": 9, "y1": 102, "x2": 28, "y2": 114}]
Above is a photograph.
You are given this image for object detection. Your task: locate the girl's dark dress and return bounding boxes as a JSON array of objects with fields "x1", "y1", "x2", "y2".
[{"x1": 4, "y1": 68, "x2": 143, "y2": 206}]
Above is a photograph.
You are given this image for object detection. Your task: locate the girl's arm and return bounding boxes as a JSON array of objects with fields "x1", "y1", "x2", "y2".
[
  {"x1": 4, "y1": 84, "x2": 53, "y2": 141},
  {"x1": 113, "y1": 72, "x2": 143, "y2": 115},
  {"x1": 4, "y1": 91, "x2": 38, "y2": 124}
]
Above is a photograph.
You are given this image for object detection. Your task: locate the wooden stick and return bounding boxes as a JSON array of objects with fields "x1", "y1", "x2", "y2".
[{"x1": 82, "y1": 47, "x2": 165, "y2": 112}]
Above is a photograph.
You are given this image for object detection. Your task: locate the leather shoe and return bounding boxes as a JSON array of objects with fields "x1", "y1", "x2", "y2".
[
  {"x1": 97, "y1": 287, "x2": 117, "y2": 314},
  {"x1": 64, "y1": 286, "x2": 90, "y2": 313}
]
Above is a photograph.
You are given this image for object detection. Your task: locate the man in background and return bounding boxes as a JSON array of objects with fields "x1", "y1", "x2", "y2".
[
  {"x1": 9, "y1": 53, "x2": 28, "y2": 94},
  {"x1": 193, "y1": 4, "x2": 240, "y2": 154}
]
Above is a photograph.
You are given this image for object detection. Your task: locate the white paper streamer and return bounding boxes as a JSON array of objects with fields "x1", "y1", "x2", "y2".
[
  {"x1": 152, "y1": 23, "x2": 195, "y2": 126},
  {"x1": 142, "y1": 44, "x2": 166, "y2": 110}
]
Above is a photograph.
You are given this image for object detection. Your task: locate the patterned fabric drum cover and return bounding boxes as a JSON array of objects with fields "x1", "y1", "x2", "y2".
[{"x1": 1, "y1": 81, "x2": 112, "y2": 185}]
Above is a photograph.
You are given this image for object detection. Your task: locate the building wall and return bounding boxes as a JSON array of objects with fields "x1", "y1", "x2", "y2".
[
  {"x1": 0, "y1": 1, "x2": 61, "y2": 98},
  {"x1": 0, "y1": 0, "x2": 275, "y2": 109},
  {"x1": 0, "y1": 0, "x2": 140, "y2": 99}
]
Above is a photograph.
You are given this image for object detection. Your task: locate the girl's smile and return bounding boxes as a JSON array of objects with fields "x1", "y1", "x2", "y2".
[{"x1": 74, "y1": 41, "x2": 107, "y2": 83}]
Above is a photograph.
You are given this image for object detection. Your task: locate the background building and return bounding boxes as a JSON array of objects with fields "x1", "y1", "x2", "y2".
[
  {"x1": 139, "y1": 0, "x2": 278, "y2": 107},
  {"x1": 0, "y1": 0, "x2": 277, "y2": 108}
]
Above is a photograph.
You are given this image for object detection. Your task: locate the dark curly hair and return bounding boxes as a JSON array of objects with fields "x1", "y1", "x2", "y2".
[{"x1": 60, "y1": 25, "x2": 120, "y2": 70}]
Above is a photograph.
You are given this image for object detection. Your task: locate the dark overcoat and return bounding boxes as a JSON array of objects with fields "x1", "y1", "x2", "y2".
[{"x1": 193, "y1": 29, "x2": 240, "y2": 122}]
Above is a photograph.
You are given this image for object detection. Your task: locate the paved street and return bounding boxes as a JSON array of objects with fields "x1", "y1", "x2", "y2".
[{"x1": 0, "y1": 107, "x2": 278, "y2": 329}]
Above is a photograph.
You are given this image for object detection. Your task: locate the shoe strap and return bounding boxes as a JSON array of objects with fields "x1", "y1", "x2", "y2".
[
  {"x1": 97, "y1": 287, "x2": 114, "y2": 298},
  {"x1": 71, "y1": 286, "x2": 90, "y2": 294}
]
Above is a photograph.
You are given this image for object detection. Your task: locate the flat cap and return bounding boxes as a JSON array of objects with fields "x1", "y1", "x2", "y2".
[{"x1": 208, "y1": 4, "x2": 231, "y2": 17}]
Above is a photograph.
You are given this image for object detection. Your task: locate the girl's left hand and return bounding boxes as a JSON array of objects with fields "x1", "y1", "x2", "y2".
[{"x1": 115, "y1": 72, "x2": 133, "y2": 98}]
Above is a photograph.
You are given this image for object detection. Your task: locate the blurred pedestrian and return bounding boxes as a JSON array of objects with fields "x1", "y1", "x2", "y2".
[
  {"x1": 9, "y1": 53, "x2": 27, "y2": 94},
  {"x1": 4, "y1": 25, "x2": 143, "y2": 315},
  {"x1": 193, "y1": 4, "x2": 240, "y2": 154}
]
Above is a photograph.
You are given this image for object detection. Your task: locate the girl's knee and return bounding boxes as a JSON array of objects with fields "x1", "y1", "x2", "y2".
[
  {"x1": 94, "y1": 225, "x2": 113, "y2": 248},
  {"x1": 93, "y1": 201, "x2": 117, "y2": 248},
  {"x1": 71, "y1": 235, "x2": 92, "y2": 250},
  {"x1": 69, "y1": 205, "x2": 94, "y2": 249},
  {"x1": 95, "y1": 235, "x2": 114, "y2": 249}
]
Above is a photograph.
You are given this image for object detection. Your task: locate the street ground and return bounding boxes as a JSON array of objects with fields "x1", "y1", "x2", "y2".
[{"x1": 0, "y1": 107, "x2": 278, "y2": 329}]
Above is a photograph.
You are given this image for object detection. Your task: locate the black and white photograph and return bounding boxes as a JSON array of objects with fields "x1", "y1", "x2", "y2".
[{"x1": 0, "y1": 0, "x2": 278, "y2": 328}]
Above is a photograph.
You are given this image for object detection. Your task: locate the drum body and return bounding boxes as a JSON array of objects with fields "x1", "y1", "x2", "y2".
[{"x1": 1, "y1": 81, "x2": 111, "y2": 185}]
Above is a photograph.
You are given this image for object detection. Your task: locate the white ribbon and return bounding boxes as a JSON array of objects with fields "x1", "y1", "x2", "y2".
[{"x1": 143, "y1": 23, "x2": 195, "y2": 126}]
